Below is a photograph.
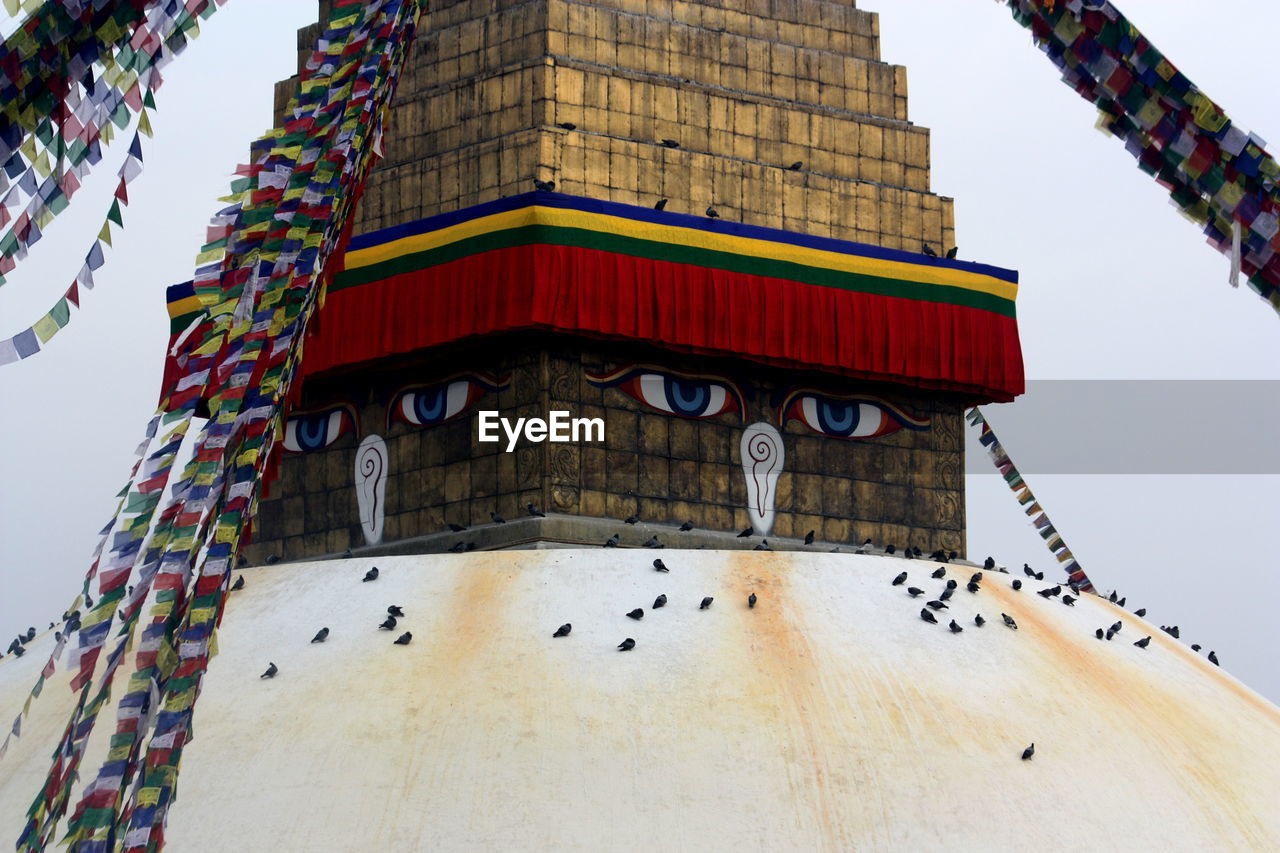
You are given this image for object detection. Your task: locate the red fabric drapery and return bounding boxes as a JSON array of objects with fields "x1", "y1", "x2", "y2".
[{"x1": 300, "y1": 242, "x2": 1024, "y2": 402}]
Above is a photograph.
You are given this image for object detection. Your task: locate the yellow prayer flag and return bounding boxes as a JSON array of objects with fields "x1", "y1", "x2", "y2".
[{"x1": 33, "y1": 312, "x2": 61, "y2": 343}]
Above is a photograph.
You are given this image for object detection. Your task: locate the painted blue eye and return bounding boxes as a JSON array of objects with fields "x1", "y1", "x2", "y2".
[
  {"x1": 388, "y1": 373, "x2": 508, "y2": 429},
  {"x1": 409, "y1": 384, "x2": 451, "y2": 423},
  {"x1": 779, "y1": 391, "x2": 930, "y2": 440},
  {"x1": 283, "y1": 408, "x2": 355, "y2": 453},
  {"x1": 814, "y1": 400, "x2": 860, "y2": 435},
  {"x1": 588, "y1": 366, "x2": 744, "y2": 421},
  {"x1": 394, "y1": 380, "x2": 476, "y2": 426}
]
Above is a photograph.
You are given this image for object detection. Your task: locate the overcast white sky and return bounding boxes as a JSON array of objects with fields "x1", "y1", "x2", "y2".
[{"x1": 1, "y1": 1, "x2": 1277, "y2": 702}]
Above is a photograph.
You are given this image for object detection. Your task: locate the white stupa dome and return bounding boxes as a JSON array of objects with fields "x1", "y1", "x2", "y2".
[{"x1": 2, "y1": 550, "x2": 1277, "y2": 851}]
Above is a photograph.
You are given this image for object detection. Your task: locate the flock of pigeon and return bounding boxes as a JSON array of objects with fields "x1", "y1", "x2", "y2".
[
  {"x1": 434, "y1": 505, "x2": 963, "y2": 555},
  {"x1": 253, "y1": 564, "x2": 411, "y2": 681},
  {"x1": 894, "y1": 554, "x2": 1224, "y2": 759},
  {"x1": 1, "y1": 522, "x2": 1226, "y2": 765},
  {"x1": 551, "y1": 556, "x2": 752, "y2": 653}
]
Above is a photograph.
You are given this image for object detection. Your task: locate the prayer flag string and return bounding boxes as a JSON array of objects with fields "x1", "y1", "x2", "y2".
[
  {"x1": 966, "y1": 407, "x2": 1094, "y2": 592},
  {"x1": 1001, "y1": 0, "x2": 1280, "y2": 313}
]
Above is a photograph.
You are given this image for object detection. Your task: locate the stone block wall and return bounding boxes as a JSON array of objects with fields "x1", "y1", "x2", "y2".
[
  {"x1": 242, "y1": 335, "x2": 965, "y2": 562},
  {"x1": 277, "y1": 0, "x2": 955, "y2": 253}
]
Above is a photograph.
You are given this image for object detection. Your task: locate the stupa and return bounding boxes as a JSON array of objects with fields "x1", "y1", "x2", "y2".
[{"x1": 2, "y1": 1, "x2": 1277, "y2": 850}]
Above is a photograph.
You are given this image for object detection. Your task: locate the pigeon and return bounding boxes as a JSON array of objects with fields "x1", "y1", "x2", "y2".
[
  {"x1": 379, "y1": 616, "x2": 397, "y2": 630},
  {"x1": 892, "y1": 572, "x2": 908, "y2": 586},
  {"x1": 231, "y1": 575, "x2": 245, "y2": 591},
  {"x1": 603, "y1": 534, "x2": 620, "y2": 547},
  {"x1": 533, "y1": 179, "x2": 556, "y2": 192},
  {"x1": 1208, "y1": 651, "x2": 1219, "y2": 665},
  {"x1": 1002, "y1": 613, "x2": 1018, "y2": 630},
  {"x1": 237, "y1": 555, "x2": 249, "y2": 568},
  {"x1": 653, "y1": 559, "x2": 669, "y2": 573},
  {"x1": 25, "y1": 627, "x2": 35, "y2": 641},
  {"x1": 748, "y1": 593, "x2": 758, "y2": 609},
  {"x1": 627, "y1": 608, "x2": 644, "y2": 620},
  {"x1": 654, "y1": 199, "x2": 668, "y2": 211},
  {"x1": 970, "y1": 572, "x2": 984, "y2": 584},
  {"x1": 983, "y1": 557, "x2": 996, "y2": 570},
  {"x1": 1134, "y1": 608, "x2": 1147, "y2": 617},
  {"x1": 945, "y1": 579, "x2": 958, "y2": 590},
  {"x1": 949, "y1": 619, "x2": 963, "y2": 634},
  {"x1": 1034, "y1": 572, "x2": 1045, "y2": 581},
  {"x1": 490, "y1": 511, "x2": 506, "y2": 524},
  {"x1": 974, "y1": 614, "x2": 986, "y2": 627},
  {"x1": 1095, "y1": 628, "x2": 1105, "y2": 640},
  {"x1": 705, "y1": 206, "x2": 719, "y2": 218},
  {"x1": 394, "y1": 632, "x2": 412, "y2": 645},
  {"x1": 1037, "y1": 588, "x2": 1055, "y2": 599},
  {"x1": 1021, "y1": 743, "x2": 1035, "y2": 761},
  {"x1": 1062, "y1": 595, "x2": 1076, "y2": 607},
  {"x1": 858, "y1": 539, "x2": 874, "y2": 553},
  {"x1": 920, "y1": 608, "x2": 938, "y2": 624},
  {"x1": 804, "y1": 530, "x2": 815, "y2": 545},
  {"x1": 1117, "y1": 597, "x2": 1126, "y2": 607},
  {"x1": 342, "y1": 548, "x2": 353, "y2": 559},
  {"x1": 625, "y1": 514, "x2": 640, "y2": 525},
  {"x1": 913, "y1": 547, "x2": 924, "y2": 557},
  {"x1": 642, "y1": 536, "x2": 661, "y2": 548},
  {"x1": 1044, "y1": 585, "x2": 1062, "y2": 598},
  {"x1": 618, "y1": 638, "x2": 636, "y2": 651},
  {"x1": 1108, "y1": 590, "x2": 1118, "y2": 603},
  {"x1": 1168, "y1": 625, "x2": 1180, "y2": 639},
  {"x1": 527, "y1": 502, "x2": 546, "y2": 517},
  {"x1": 1012, "y1": 579, "x2": 1022, "y2": 591},
  {"x1": 388, "y1": 606, "x2": 404, "y2": 617},
  {"x1": 678, "y1": 520, "x2": 694, "y2": 531},
  {"x1": 653, "y1": 594, "x2": 667, "y2": 609},
  {"x1": 362, "y1": 567, "x2": 379, "y2": 582},
  {"x1": 1023, "y1": 564, "x2": 1035, "y2": 578},
  {"x1": 661, "y1": 139, "x2": 680, "y2": 148},
  {"x1": 1110, "y1": 621, "x2": 1123, "y2": 634},
  {"x1": 926, "y1": 600, "x2": 948, "y2": 611},
  {"x1": 557, "y1": 121, "x2": 576, "y2": 130},
  {"x1": 884, "y1": 544, "x2": 897, "y2": 555},
  {"x1": 921, "y1": 243, "x2": 938, "y2": 257},
  {"x1": 738, "y1": 527, "x2": 753, "y2": 538},
  {"x1": 753, "y1": 542, "x2": 769, "y2": 551},
  {"x1": 906, "y1": 587, "x2": 925, "y2": 598},
  {"x1": 1191, "y1": 644, "x2": 1201, "y2": 652},
  {"x1": 904, "y1": 549, "x2": 916, "y2": 560},
  {"x1": 553, "y1": 623, "x2": 572, "y2": 637},
  {"x1": 946, "y1": 246, "x2": 958, "y2": 259},
  {"x1": 931, "y1": 567, "x2": 946, "y2": 579},
  {"x1": 448, "y1": 541, "x2": 467, "y2": 553},
  {"x1": 930, "y1": 549, "x2": 949, "y2": 562},
  {"x1": 700, "y1": 597, "x2": 714, "y2": 610},
  {"x1": 788, "y1": 161, "x2": 803, "y2": 170},
  {"x1": 939, "y1": 588, "x2": 954, "y2": 602},
  {"x1": 311, "y1": 627, "x2": 329, "y2": 643},
  {"x1": 1134, "y1": 636, "x2": 1151, "y2": 649},
  {"x1": 265, "y1": 555, "x2": 280, "y2": 566},
  {"x1": 966, "y1": 582, "x2": 980, "y2": 593},
  {"x1": 261, "y1": 663, "x2": 278, "y2": 679}
]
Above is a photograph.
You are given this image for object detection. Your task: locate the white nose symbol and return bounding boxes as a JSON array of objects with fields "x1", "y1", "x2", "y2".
[
  {"x1": 355, "y1": 434, "x2": 388, "y2": 545},
  {"x1": 740, "y1": 422, "x2": 783, "y2": 536}
]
